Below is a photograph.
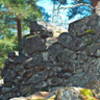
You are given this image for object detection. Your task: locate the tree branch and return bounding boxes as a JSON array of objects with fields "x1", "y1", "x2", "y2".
[{"x1": 55, "y1": 3, "x2": 94, "y2": 10}]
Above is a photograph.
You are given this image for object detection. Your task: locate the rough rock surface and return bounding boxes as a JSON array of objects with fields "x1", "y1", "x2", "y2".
[
  {"x1": 23, "y1": 35, "x2": 46, "y2": 55},
  {"x1": 9, "y1": 87, "x2": 99, "y2": 100},
  {"x1": 0, "y1": 14, "x2": 100, "y2": 100}
]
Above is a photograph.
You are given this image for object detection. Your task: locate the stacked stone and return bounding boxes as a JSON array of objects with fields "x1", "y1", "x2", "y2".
[{"x1": 0, "y1": 14, "x2": 100, "y2": 100}]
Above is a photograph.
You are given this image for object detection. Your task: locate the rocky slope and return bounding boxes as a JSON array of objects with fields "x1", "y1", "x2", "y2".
[{"x1": 0, "y1": 14, "x2": 100, "y2": 100}]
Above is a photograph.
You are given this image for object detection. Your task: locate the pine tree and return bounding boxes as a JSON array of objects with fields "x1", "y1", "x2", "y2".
[{"x1": 0, "y1": 0, "x2": 41, "y2": 54}]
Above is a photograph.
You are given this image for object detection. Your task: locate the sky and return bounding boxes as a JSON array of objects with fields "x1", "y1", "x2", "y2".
[{"x1": 36, "y1": 0, "x2": 93, "y2": 29}]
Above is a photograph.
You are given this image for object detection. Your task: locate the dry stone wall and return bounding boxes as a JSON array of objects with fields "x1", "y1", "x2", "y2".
[{"x1": 0, "y1": 14, "x2": 100, "y2": 100}]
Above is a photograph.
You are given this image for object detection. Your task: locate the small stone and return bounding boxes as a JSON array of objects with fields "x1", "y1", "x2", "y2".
[
  {"x1": 8, "y1": 52, "x2": 16, "y2": 59},
  {"x1": 2, "y1": 87, "x2": 12, "y2": 93},
  {"x1": 10, "y1": 97, "x2": 27, "y2": 100}
]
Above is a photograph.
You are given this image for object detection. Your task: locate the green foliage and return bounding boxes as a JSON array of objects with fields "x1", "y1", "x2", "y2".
[
  {"x1": 0, "y1": 14, "x2": 18, "y2": 68},
  {"x1": 0, "y1": 35, "x2": 18, "y2": 68},
  {"x1": 0, "y1": 0, "x2": 41, "y2": 19}
]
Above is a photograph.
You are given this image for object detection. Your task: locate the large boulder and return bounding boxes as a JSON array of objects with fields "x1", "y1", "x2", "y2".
[
  {"x1": 69, "y1": 14, "x2": 100, "y2": 37},
  {"x1": 23, "y1": 35, "x2": 46, "y2": 55},
  {"x1": 29, "y1": 21, "x2": 53, "y2": 39},
  {"x1": 58, "y1": 32, "x2": 84, "y2": 51}
]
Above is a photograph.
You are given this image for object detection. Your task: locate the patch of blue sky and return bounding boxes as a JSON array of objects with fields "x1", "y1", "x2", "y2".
[{"x1": 36, "y1": 0, "x2": 92, "y2": 29}]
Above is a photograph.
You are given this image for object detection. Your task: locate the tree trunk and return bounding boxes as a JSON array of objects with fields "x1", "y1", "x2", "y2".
[
  {"x1": 29, "y1": 21, "x2": 37, "y2": 34},
  {"x1": 30, "y1": 22, "x2": 34, "y2": 34},
  {"x1": 16, "y1": 18, "x2": 22, "y2": 55}
]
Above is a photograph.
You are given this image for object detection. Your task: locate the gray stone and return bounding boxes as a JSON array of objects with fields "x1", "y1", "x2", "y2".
[
  {"x1": 19, "y1": 85, "x2": 33, "y2": 96},
  {"x1": 23, "y1": 35, "x2": 46, "y2": 55},
  {"x1": 61, "y1": 88, "x2": 81, "y2": 100},
  {"x1": 0, "y1": 95, "x2": 7, "y2": 100},
  {"x1": 23, "y1": 53, "x2": 43, "y2": 68},
  {"x1": 58, "y1": 32, "x2": 84, "y2": 51},
  {"x1": 28, "y1": 71, "x2": 48, "y2": 84},
  {"x1": 54, "y1": 87, "x2": 82, "y2": 100},
  {"x1": 48, "y1": 42, "x2": 64, "y2": 64},
  {"x1": 66, "y1": 72, "x2": 98, "y2": 87},
  {"x1": 69, "y1": 14, "x2": 100, "y2": 37},
  {"x1": 47, "y1": 77, "x2": 64, "y2": 86},
  {"x1": 86, "y1": 43, "x2": 100, "y2": 57},
  {"x1": 2, "y1": 87, "x2": 12, "y2": 93},
  {"x1": 28, "y1": 21, "x2": 53, "y2": 39}
]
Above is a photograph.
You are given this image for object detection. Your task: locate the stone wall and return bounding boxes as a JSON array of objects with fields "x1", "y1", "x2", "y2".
[{"x1": 0, "y1": 14, "x2": 100, "y2": 100}]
